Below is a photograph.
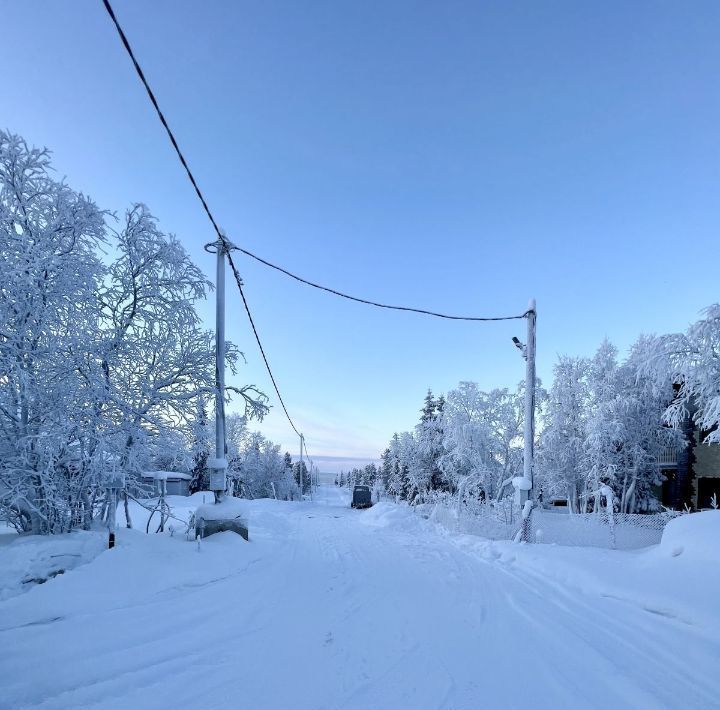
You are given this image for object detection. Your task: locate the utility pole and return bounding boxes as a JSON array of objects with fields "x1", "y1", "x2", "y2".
[
  {"x1": 299, "y1": 433, "x2": 305, "y2": 498},
  {"x1": 523, "y1": 298, "x2": 536, "y2": 501},
  {"x1": 207, "y1": 239, "x2": 228, "y2": 502},
  {"x1": 513, "y1": 299, "x2": 537, "y2": 510}
]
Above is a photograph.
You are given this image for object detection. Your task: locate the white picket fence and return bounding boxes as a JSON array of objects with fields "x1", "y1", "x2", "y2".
[{"x1": 428, "y1": 498, "x2": 679, "y2": 550}]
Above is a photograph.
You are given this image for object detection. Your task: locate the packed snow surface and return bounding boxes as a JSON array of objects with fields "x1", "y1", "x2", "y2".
[{"x1": 1, "y1": 487, "x2": 718, "y2": 710}]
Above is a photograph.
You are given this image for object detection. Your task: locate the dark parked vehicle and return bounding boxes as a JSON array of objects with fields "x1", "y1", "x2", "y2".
[{"x1": 351, "y1": 485, "x2": 373, "y2": 509}]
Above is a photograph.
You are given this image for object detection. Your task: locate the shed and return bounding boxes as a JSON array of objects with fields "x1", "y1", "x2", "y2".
[{"x1": 141, "y1": 471, "x2": 191, "y2": 497}]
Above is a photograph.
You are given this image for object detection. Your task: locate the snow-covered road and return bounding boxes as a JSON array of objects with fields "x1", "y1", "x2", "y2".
[{"x1": 1, "y1": 487, "x2": 718, "y2": 710}]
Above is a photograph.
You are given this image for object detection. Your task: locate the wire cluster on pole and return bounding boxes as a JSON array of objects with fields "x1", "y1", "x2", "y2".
[{"x1": 101, "y1": 0, "x2": 531, "y2": 470}]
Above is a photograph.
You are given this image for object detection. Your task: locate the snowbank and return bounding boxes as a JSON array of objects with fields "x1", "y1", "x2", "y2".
[
  {"x1": 357, "y1": 502, "x2": 430, "y2": 534},
  {"x1": 659, "y1": 510, "x2": 720, "y2": 562},
  {"x1": 0, "y1": 530, "x2": 106, "y2": 601},
  {"x1": 443, "y1": 511, "x2": 720, "y2": 632}
]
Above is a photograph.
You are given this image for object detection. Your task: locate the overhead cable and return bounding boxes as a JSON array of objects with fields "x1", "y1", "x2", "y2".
[
  {"x1": 102, "y1": 0, "x2": 527, "y2": 325},
  {"x1": 101, "y1": 0, "x2": 529, "y2": 453},
  {"x1": 102, "y1": 0, "x2": 301, "y2": 438},
  {"x1": 225, "y1": 251, "x2": 302, "y2": 438},
  {"x1": 235, "y1": 246, "x2": 528, "y2": 322}
]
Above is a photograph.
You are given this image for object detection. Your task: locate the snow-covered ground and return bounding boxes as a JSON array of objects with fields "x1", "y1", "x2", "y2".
[{"x1": 1, "y1": 486, "x2": 718, "y2": 710}]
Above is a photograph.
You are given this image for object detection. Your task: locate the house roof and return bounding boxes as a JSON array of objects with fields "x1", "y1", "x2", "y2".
[{"x1": 141, "y1": 471, "x2": 192, "y2": 481}]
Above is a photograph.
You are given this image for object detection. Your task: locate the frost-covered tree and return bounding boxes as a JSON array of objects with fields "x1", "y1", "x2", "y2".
[
  {"x1": 0, "y1": 131, "x2": 268, "y2": 532},
  {"x1": 537, "y1": 357, "x2": 589, "y2": 511},
  {"x1": 231, "y1": 432, "x2": 288, "y2": 498},
  {"x1": 93, "y1": 206, "x2": 240, "y2": 489},
  {"x1": 538, "y1": 339, "x2": 682, "y2": 513},
  {"x1": 0, "y1": 131, "x2": 107, "y2": 532},
  {"x1": 437, "y1": 382, "x2": 527, "y2": 501},
  {"x1": 581, "y1": 340, "x2": 680, "y2": 512},
  {"x1": 646, "y1": 305, "x2": 720, "y2": 444}
]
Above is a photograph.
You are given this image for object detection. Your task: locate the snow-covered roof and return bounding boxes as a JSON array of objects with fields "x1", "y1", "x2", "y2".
[
  {"x1": 195, "y1": 497, "x2": 246, "y2": 522},
  {"x1": 141, "y1": 471, "x2": 192, "y2": 481}
]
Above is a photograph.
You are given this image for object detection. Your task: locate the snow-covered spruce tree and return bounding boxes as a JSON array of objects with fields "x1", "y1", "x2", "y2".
[
  {"x1": 415, "y1": 390, "x2": 449, "y2": 495},
  {"x1": 0, "y1": 131, "x2": 107, "y2": 532},
  {"x1": 383, "y1": 434, "x2": 407, "y2": 499},
  {"x1": 189, "y1": 397, "x2": 212, "y2": 494},
  {"x1": 363, "y1": 463, "x2": 378, "y2": 486},
  {"x1": 293, "y1": 460, "x2": 311, "y2": 491},
  {"x1": 396, "y1": 430, "x2": 422, "y2": 501}
]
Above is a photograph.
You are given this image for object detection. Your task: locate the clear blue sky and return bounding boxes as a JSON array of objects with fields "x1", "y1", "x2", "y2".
[{"x1": 3, "y1": 1, "x2": 719, "y2": 459}]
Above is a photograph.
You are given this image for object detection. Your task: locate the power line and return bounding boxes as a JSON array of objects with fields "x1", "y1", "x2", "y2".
[
  {"x1": 102, "y1": 0, "x2": 527, "y2": 325},
  {"x1": 302, "y1": 437, "x2": 314, "y2": 469},
  {"x1": 101, "y1": 0, "x2": 222, "y2": 239},
  {"x1": 235, "y1": 246, "x2": 528, "y2": 322},
  {"x1": 225, "y1": 250, "x2": 301, "y2": 438},
  {"x1": 102, "y1": 0, "x2": 301, "y2": 438},
  {"x1": 101, "y1": 0, "x2": 529, "y2": 449}
]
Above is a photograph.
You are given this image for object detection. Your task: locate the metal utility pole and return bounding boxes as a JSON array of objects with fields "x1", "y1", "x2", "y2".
[
  {"x1": 206, "y1": 239, "x2": 228, "y2": 502},
  {"x1": 299, "y1": 433, "x2": 305, "y2": 498}
]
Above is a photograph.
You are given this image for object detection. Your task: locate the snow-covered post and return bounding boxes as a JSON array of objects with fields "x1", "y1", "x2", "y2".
[
  {"x1": 107, "y1": 487, "x2": 117, "y2": 548},
  {"x1": 107, "y1": 464, "x2": 124, "y2": 549},
  {"x1": 209, "y1": 239, "x2": 228, "y2": 502},
  {"x1": 600, "y1": 483, "x2": 616, "y2": 549}
]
